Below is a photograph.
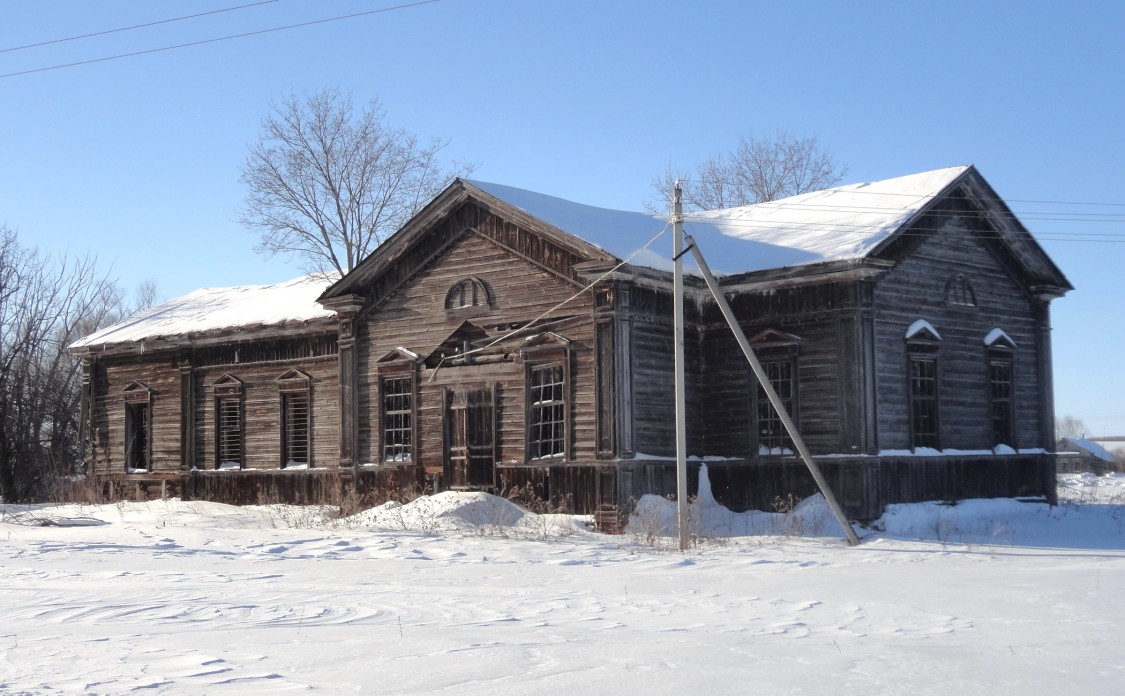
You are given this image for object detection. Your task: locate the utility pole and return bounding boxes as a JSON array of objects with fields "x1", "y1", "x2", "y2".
[
  {"x1": 685, "y1": 234, "x2": 860, "y2": 546},
  {"x1": 673, "y1": 183, "x2": 690, "y2": 551}
]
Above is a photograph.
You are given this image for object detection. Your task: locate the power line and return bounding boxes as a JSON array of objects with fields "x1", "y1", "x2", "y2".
[
  {"x1": 0, "y1": 0, "x2": 444, "y2": 79},
  {"x1": 670, "y1": 176, "x2": 1125, "y2": 210},
  {"x1": 0, "y1": 0, "x2": 281, "y2": 54}
]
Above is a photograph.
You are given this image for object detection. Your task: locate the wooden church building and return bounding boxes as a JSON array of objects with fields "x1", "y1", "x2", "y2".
[{"x1": 70, "y1": 165, "x2": 1072, "y2": 524}]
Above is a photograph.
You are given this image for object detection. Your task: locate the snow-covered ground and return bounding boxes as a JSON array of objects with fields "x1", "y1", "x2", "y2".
[{"x1": 2, "y1": 473, "x2": 1123, "y2": 695}]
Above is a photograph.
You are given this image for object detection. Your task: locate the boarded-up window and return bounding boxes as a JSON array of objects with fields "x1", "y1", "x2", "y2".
[
  {"x1": 277, "y1": 369, "x2": 312, "y2": 468},
  {"x1": 282, "y1": 391, "x2": 310, "y2": 467},
  {"x1": 382, "y1": 376, "x2": 413, "y2": 462},
  {"x1": 757, "y1": 360, "x2": 794, "y2": 454},
  {"x1": 910, "y1": 357, "x2": 939, "y2": 449},
  {"x1": 216, "y1": 396, "x2": 242, "y2": 468},
  {"x1": 214, "y1": 375, "x2": 243, "y2": 469},
  {"x1": 528, "y1": 364, "x2": 566, "y2": 459}
]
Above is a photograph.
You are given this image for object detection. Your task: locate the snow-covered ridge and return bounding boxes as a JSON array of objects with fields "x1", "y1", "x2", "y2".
[
  {"x1": 70, "y1": 275, "x2": 336, "y2": 350},
  {"x1": 468, "y1": 165, "x2": 969, "y2": 275}
]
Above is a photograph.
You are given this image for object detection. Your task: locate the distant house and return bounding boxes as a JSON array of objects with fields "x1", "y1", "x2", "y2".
[
  {"x1": 1057, "y1": 438, "x2": 1119, "y2": 474},
  {"x1": 71, "y1": 165, "x2": 1072, "y2": 524}
]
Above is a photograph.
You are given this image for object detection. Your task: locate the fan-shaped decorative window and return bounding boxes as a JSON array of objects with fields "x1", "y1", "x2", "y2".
[
  {"x1": 945, "y1": 273, "x2": 977, "y2": 307},
  {"x1": 445, "y1": 277, "x2": 492, "y2": 311}
]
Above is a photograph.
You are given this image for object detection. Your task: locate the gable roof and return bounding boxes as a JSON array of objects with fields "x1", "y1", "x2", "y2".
[
  {"x1": 468, "y1": 166, "x2": 975, "y2": 275},
  {"x1": 1058, "y1": 438, "x2": 1117, "y2": 462},
  {"x1": 70, "y1": 275, "x2": 336, "y2": 352},
  {"x1": 324, "y1": 167, "x2": 984, "y2": 301}
]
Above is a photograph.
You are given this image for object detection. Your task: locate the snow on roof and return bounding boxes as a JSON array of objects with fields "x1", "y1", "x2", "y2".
[
  {"x1": 1060, "y1": 438, "x2": 1117, "y2": 462},
  {"x1": 984, "y1": 328, "x2": 1017, "y2": 347},
  {"x1": 905, "y1": 319, "x2": 942, "y2": 340},
  {"x1": 70, "y1": 275, "x2": 336, "y2": 350},
  {"x1": 467, "y1": 165, "x2": 970, "y2": 275}
]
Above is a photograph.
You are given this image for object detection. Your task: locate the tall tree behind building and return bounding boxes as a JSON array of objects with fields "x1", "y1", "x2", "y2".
[
  {"x1": 652, "y1": 131, "x2": 847, "y2": 212},
  {"x1": 239, "y1": 88, "x2": 473, "y2": 276},
  {"x1": 0, "y1": 228, "x2": 129, "y2": 502}
]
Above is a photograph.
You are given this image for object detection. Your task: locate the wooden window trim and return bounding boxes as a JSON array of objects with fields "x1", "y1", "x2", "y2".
[
  {"x1": 122, "y1": 382, "x2": 152, "y2": 472},
  {"x1": 214, "y1": 374, "x2": 243, "y2": 470},
  {"x1": 277, "y1": 370, "x2": 312, "y2": 469},
  {"x1": 907, "y1": 352, "x2": 941, "y2": 450},
  {"x1": 378, "y1": 364, "x2": 417, "y2": 465},
  {"x1": 987, "y1": 346, "x2": 1016, "y2": 448},
  {"x1": 753, "y1": 355, "x2": 798, "y2": 456},
  {"x1": 525, "y1": 351, "x2": 570, "y2": 463},
  {"x1": 749, "y1": 332, "x2": 800, "y2": 457},
  {"x1": 944, "y1": 273, "x2": 978, "y2": 308},
  {"x1": 906, "y1": 324, "x2": 942, "y2": 451},
  {"x1": 444, "y1": 277, "x2": 493, "y2": 314}
]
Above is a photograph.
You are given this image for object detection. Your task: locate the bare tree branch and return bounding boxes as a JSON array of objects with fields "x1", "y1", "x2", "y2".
[
  {"x1": 239, "y1": 88, "x2": 474, "y2": 276},
  {"x1": 650, "y1": 131, "x2": 847, "y2": 212},
  {"x1": 0, "y1": 227, "x2": 129, "y2": 502}
]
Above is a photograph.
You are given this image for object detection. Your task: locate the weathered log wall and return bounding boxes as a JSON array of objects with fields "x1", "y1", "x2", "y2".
[
  {"x1": 873, "y1": 214, "x2": 1044, "y2": 451},
  {"x1": 357, "y1": 202, "x2": 600, "y2": 476}
]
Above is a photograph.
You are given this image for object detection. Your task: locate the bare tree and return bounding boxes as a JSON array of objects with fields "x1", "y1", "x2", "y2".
[
  {"x1": 1055, "y1": 415, "x2": 1089, "y2": 441},
  {"x1": 239, "y1": 88, "x2": 472, "y2": 276},
  {"x1": 0, "y1": 227, "x2": 121, "y2": 502},
  {"x1": 652, "y1": 131, "x2": 847, "y2": 212}
]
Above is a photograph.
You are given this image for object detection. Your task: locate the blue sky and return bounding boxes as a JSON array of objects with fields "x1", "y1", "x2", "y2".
[{"x1": 3, "y1": 0, "x2": 1124, "y2": 436}]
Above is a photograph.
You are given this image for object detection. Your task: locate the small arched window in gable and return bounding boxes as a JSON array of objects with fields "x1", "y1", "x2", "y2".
[
  {"x1": 445, "y1": 277, "x2": 492, "y2": 311},
  {"x1": 945, "y1": 273, "x2": 977, "y2": 307}
]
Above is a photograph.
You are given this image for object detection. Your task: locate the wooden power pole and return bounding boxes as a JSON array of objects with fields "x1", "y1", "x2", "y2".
[{"x1": 673, "y1": 183, "x2": 690, "y2": 551}]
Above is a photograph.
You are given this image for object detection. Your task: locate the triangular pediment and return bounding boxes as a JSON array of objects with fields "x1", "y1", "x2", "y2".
[
  {"x1": 869, "y1": 166, "x2": 1071, "y2": 297},
  {"x1": 377, "y1": 346, "x2": 422, "y2": 364},
  {"x1": 275, "y1": 367, "x2": 311, "y2": 383},
  {"x1": 424, "y1": 321, "x2": 491, "y2": 368},
  {"x1": 749, "y1": 329, "x2": 802, "y2": 346},
  {"x1": 122, "y1": 380, "x2": 150, "y2": 403},
  {"x1": 213, "y1": 373, "x2": 243, "y2": 395},
  {"x1": 522, "y1": 331, "x2": 571, "y2": 348},
  {"x1": 319, "y1": 179, "x2": 616, "y2": 311}
]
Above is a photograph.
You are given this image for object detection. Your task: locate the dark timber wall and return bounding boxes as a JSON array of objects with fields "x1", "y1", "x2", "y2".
[
  {"x1": 86, "y1": 333, "x2": 341, "y2": 478},
  {"x1": 873, "y1": 218, "x2": 1043, "y2": 451},
  {"x1": 356, "y1": 202, "x2": 601, "y2": 479}
]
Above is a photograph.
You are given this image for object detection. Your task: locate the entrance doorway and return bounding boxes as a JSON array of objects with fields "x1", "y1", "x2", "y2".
[{"x1": 444, "y1": 386, "x2": 496, "y2": 488}]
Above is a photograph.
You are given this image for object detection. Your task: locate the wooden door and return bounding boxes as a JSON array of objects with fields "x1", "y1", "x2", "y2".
[{"x1": 445, "y1": 386, "x2": 496, "y2": 489}]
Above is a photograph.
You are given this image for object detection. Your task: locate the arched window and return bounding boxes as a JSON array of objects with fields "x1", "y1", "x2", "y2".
[
  {"x1": 944, "y1": 273, "x2": 977, "y2": 307},
  {"x1": 445, "y1": 277, "x2": 492, "y2": 311}
]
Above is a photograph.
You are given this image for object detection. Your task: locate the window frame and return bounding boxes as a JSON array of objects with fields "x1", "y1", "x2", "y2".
[
  {"x1": 986, "y1": 337, "x2": 1017, "y2": 448},
  {"x1": 525, "y1": 353, "x2": 570, "y2": 462},
  {"x1": 444, "y1": 277, "x2": 493, "y2": 314},
  {"x1": 379, "y1": 368, "x2": 417, "y2": 464},
  {"x1": 213, "y1": 374, "x2": 244, "y2": 470},
  {"x1": 944, "y1": 273, "x2": 978, "y2": 307},
  {"x1": 122, "y1": 382, "x2": 151, "y2": 472},
  {"x1": 754, "y1": 357, "x2": 797, "y2": 455},
  {"x1": 276, "y1": 369, "x2": 312, "y2": 469},
  {"x1": 747, "y1": 330, "x2": 801, "y2": 457}
]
